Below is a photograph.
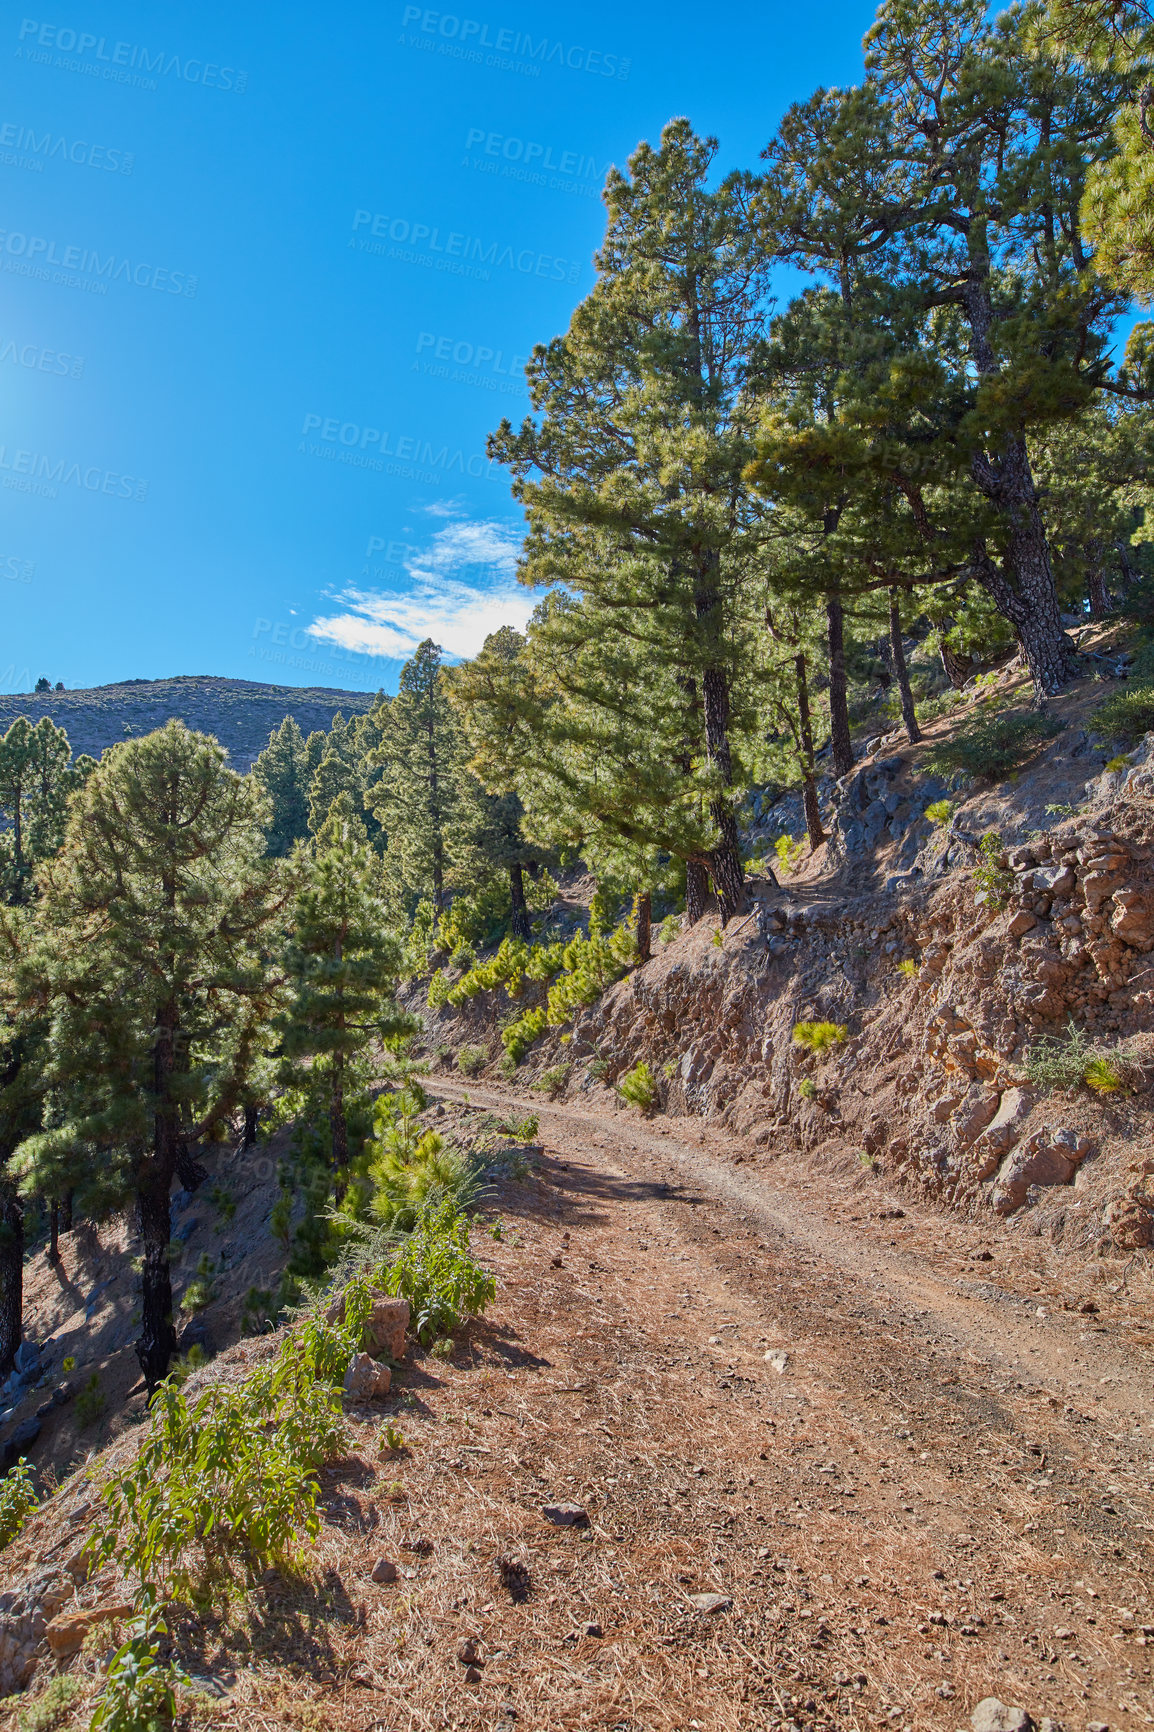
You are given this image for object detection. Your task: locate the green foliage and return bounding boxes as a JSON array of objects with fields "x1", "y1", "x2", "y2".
[
  {"x1": 96, "y1": 1308, "x2": 353, "y2": 1604},
  {"x1": 0, "y1": 1456, "x2": 37, "y2": 1548},
  {"x1": 774, "y1": 834, "x2": 805, "y2": 874},
  {"x1": 1105, "y1": 754, "x2": 1130, "y2": 772},
  {"x1": 658, "y1": 913, "x2": 680, "y2": 945},
  {"x1": 618, "y1": 1061, "x2": 658, "y2": 1112},
  {"x1": 1026, "y1": 1023, "x2": 1130, "y2": 1094},
  {"x1": 426, "y1": 968, "x2": 450, "y2": 1009},
  {"x1": 76, "y1": 1373, "x2": 106, "y2": 1430},
  {"x1": 897, "y1": 958, "x2": 918, "y2": 978},
  {"x1": 209, "y1": 1183, "x2": 235, "y2": 1224},
  {"x1": 382, "y1": 1199, "x2": 496, "y2": 1346},
  {"x1": 0, "y1": 715, "x2": 94, "y2": 902},
  {"x1": 534, "y1": 1065, "x2": 569, "y2": 1098},
  {"x1": 180, "y1": 1254, "x2": 216, "y2": 1315},
  {"x1": 251, "y1": 716, "x2": 311, "y2": 858},
  {"x1": 456, "y1": 1044, "x2": 488, "y2": 1076},
  {"x1": 792, "y1": 1021, "x2": 847, "y2": 1054},
  {"x1": 924, "y1": 799, "x2": 953, "y2": 827},
  {"x1": 798, "y1": 1077, "x2": 817, "y2": 1100},
  {"x1": 367, "y1": 1084, "x2": 473, "y2": 1231},
  {"x1": 1093, "y1": 684, "x2": 1154, "y2": 745},
  {"x1": 501, "y1": 1006, "x2": 547, "y2": 1062},
  {"x1": 89, "y1": 1594, "x2": 188, "y2": 1732},
  {"x1": 973, "y1": 833, "x2": 1014, "y2": 910},
  {"x1": 500, "y1": 1113, "x2": 539, "y2": 1142},
  {"x1": 15, "y1": 1675, "x2": 81, "y2": 1732},
  {"x1": 922, "y1": 712, "x2": 1062, "y2": 782},
  {"x1": 379, "y1": 1418, "x2": 405, "y2": 1454},
  {"x1": 586, "y1": 1057, "x2": 609, "y2": 1081}
]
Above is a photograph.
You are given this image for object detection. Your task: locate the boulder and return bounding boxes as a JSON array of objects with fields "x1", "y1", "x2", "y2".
[
  {"x1": 1111, "y1": 889, "x2": 1154, "y2": 947},
  {"x1": 343, "y1": 1352, "x2": 392, "y2": 1402},
  {"x1": 326, "y1": 1289, "x2": 409, "y2": 1360},
  {"x1": 1007, "y1": 910, "x2": 1037, "y2": 939},
  {"x1": 991, "y1": 1126, "x2": 1090, "y2": 1216},
  {"x1": 46, "y1": 1602, "x2": 133, "y2": 1659},
  {"x1": 970, "y1": 1088, "x2": 1033, "y2": 1179},
  {"x1": 971, "y1": 1701, "x2": 1032, "y2": 1732},
  {"x1": 541, "y1": 1502, "x2": 589, "y2": 1527},
  {"x1": 1104, "y1": 1197, "x2": 1154, "y2": 1249}
]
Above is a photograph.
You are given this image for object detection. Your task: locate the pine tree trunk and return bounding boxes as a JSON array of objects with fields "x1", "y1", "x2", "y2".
[
  {"x1": 826, "y1": 594, "x2": 854, "y2": 777},
  {"x1": 60, "y1": 1190, "x2": 73, "y2": 1232},
  {"x1": 939, "y1": 637, "x2": 970, "y2": 689},
  {"x1": 330, "y1": 1055, "x2": 348, "y2": 1173},
  {"x1": 686, "y1": 861, "x2": 710, "y2": 925},
  {"x1": 794, "y1": 653, "x2": 826, "y2": 851},
  {"x1": 509, "y1": 863, "x2": 531, "y2": 942},
  {"x1": 0, "y1": 1185, "x2": 23, "y2": 1379},
  {"x1": 243, "y1": 1104, "x2": 259, "y2": 1149},
  {"x1": 175, "y1": 1143, "x2": 208, "y2": 1192},
  {"x1": 694, "y1": 557, "x2": 744, "y2": 926},
  {"x1": 136, "y1": 1180, "x2": 177, "y2": 1395},
  {"x1": 635, "y1": 891, "x2": 652, "y2": 962},
  {"x1": 47, "y1": 1200, "x2": 59, "y2": 1264},
  {"x1": 889, "y1": 590, "x2": 922, "y2": 744},
  {"x1": 1088, "y1": 566, "x2": 1110, "y2": 619}
]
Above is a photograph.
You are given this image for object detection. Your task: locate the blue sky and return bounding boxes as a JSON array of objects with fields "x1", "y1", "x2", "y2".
[{"x1": 0, "y1": 0, "x2": 1054, "y2": 696}]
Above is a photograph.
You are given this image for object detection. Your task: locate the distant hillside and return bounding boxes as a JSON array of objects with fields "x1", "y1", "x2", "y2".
[{"x1": 0, "y1": 676, "x2": 379, "y2": 772}]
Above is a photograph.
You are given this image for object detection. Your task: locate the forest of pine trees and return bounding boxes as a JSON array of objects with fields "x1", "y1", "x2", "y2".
[{"x1": 0, "y1": 0, "x2": 1152, "y2": 1390}]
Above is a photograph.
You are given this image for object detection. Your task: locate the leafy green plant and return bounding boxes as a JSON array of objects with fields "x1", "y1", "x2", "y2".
[
  {"x1": 76, "y1": 1373, "x2": 106, "y2": 1430},
  {"x1": 922, "y1": 710, "x2": 1061, "y2": 781},
  {"x1": 0, "y1": 1457, "x2": 38, "y2": 1548},
  {"x1": 379, "y1": 1418, "x2": 405, "y2": 1454},
  {"x1": 897, "y1": 958, "x2": 918, "y2": 978},
  {"x1": 1025, "y1": 1022, "x2": 1110, "y2": 1092},
  {"x1": 501, "y1": 1006, "x2": 547, "y2": 1062},
  {"x1": 774, "y1": 833, "x2": 805, "y2": 874},
  {"x1": 973, "y1": 832, "x2": 1014, "y2": 909},
  {"x1": 1093, "y1": 683, "x2": 1154, "y2": 745},
  {"x1": 61, "y1": 1355, "x2": 75, "y2": 1372},
  {"x1": 924, "y1": 799, "x2": 953, "y2": 826},
  {"x1": 15, "y1": 1675, "x2": 81, "y2": 1732},
  {"x1": 95, "y1": 1306, "x2": 354, "y2": 1605},
  {"x1": 798, "y1": 1077, "x2": 817, "y2": 1100},
  {"x1": 1084, "y1": 1057, "x2": 1123, "y2": 1094},
  {"x1": 89, "y1": 1593, "x2": 188, "y2": 1732},
  {"x1": 498, "y1": 1051, "x2": 518, "y2": 1078},
  {"x1": 426, "y1": 968, "x2": 450, "y2": 1009},
  {"x1": 792, "y1": 1021, "x2": 848, "y2": 1054},
  {"x1": 658, "y1": 913, "x2": 680, "y2": 944},
  {"x1": 711, "y1": 929, "x2": 723, "y2": 947},
  {"x1": 586, "y1": 1056, "x2": 609, "y2": 1081},
  {"x1": 534, "y1": 1065, "x2": 568, "y2": 1098},
  {"x1": 456, "y1": 1044, "x2": 488, "y2": 1077},
  {"x1": 618, "y1": 1061, "x2": 658, "y2": 1112},
  {"x1": 209, "y1": 1183, "x2": 235, "y2": 1225},
  {"x1": 180, "y1": 1254, "x2": 217, "y2": 1315},
  {"x1": 429, "y1": 1336, "x2": 454, "y2": 1360},
  {"x1": 1105, "y1": 754, "x2": 1130, "y2": 773},
  {"x1": 368, "y1": 1085, "x2": 473, "y2": 1231},
  {"x1": 500, "y1": 1113, "x2": 539, "y2": 1143},
  {"x1": 383, "y1": 1199, "x2": 496, "y2": 1346}
]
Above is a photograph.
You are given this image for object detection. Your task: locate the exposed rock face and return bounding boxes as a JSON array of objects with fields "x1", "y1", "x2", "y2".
[
  {"x1": 343, "y1": 1352, "x2": 392, "y2": 1401},
  {"x1": 991, "y1": 1127, "x2": 1092, "y2": 1216},
  {"x1": 0, "y1": 1574, "x2": 72, "y2": 1696}
]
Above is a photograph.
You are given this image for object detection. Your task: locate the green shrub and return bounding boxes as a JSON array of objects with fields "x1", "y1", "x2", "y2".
[
  {"x1": 456, "y1": 1044, "x2": 488, "y2": 1076},
  {"x1": 501, "y1": 1005, "x2": 547, "y2": 1062},
  {"x1": 180, "y1": 1254, "x2": 216, "y2": 1314},
  {"x1": 15, "y1": 1675, "x2": 81, "y2": 1732},
  {"x1": 0, "y1": 1457, "x2": 37, "y2": 1549},
  {"x1": 534, "y1": 1065, "x2": 569, "y2": 1098},
  {"x1": 426, "y1": 968, "x2": 450, "y2": 1009},
  {"x1": 76, "y1": 1373, "x2": 106, "y2": 1430},
  {"x1": 210, "y1": 1183, "x2": 235, "y2": 1224},
  {"x1": 924, "y1": 799, "x2": 953, "y2": 827},
  {"x1": 618, "y1": 1061, "x2": 658, "y2": 1112},
  {"x1": 798, "y1": 1077, "x2": 817, "y2": 1100},
  {"x1": 586, "y1": 1056, "x2": 609, "y2": 1081},
  {"x1": 792, "y1": 1021, "x2": 847, "y2": 1054},
  {"x1": 1105, "y1": 754, "x2": 1130, "y2": 773},
  {"x1": 498, "y1": 1051, "x2": 518, "y2": 1078},
  {"x1": 368, "y1": 1085, "x2": 473, "y2": 1231},
  {"x1": 500, "y1": 1113, "x2": 539, "y2": 1143},
  {"x1": 897, "y1": 958, "x2": 918, "y2": 978},
  {"x1": 89, "y1": 1594, "x2": 188, "y2": 1732},
  {"x1": 1093, "y1": 683, "x2": 1154, "y2": 745},
  {"x1": 96, "y1": 1307, "x2": 354, "y2": 1604},
  {"x1": 383, "y1": 1199, "x2": 496, "y2": 1346},
  {"x1": 922, "y1": 710, "x2": 1061, "y2": 781},
  {"x1": 774, "y1": 834, "x2": 805, "y2": 874},
  {"x1": 1026, "y1": 1024, "x2": 1130, "y2": 1094},
  {"x1": 658, "y1": 913, "x2": 680, "y2": 944},
  {"x1": 973, "y1": 832, "x2": 1014, "y2": 910}
]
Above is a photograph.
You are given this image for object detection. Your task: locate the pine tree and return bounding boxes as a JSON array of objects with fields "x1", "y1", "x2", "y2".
[
  {"x1": 278, "y1": 833, "x2": 412, "y2": 1175},
  {"x1": 371, "y1": 641, "x2": 471, "y2": 914},
  {"x1": 757, "y1": 0, "x2": 1134, "y2": 697},
  {"x1": 2, "y1": 722, "x2": 292, "y2": 1393},
  {"x1": 0, "y1": 717, "x2": 94, "y2": 901},
  {"x1": 0, "y1": 1015, "x2": 43, "y2": 1377},
  {"x1": 252, "y1": 717, "x2": 310, "y2": 856},
  {"x1": 488, "y1": 121, "x2": 771, "y2": 923}
]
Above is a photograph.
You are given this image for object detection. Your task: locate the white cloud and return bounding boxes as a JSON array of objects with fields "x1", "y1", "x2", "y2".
[{"x1": 307, "y1": 516, "x2": 530, "y2": 662}]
